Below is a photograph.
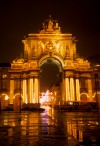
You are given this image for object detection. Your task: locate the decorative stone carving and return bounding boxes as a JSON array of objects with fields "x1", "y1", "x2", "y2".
[{"x1": 13, "y1": 58, "x2": 24, "y2": 63}]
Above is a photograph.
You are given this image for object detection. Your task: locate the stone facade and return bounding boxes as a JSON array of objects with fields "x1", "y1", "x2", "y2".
[{"x1": 0, "y1": 17, "x2": 100, "y2": 110}]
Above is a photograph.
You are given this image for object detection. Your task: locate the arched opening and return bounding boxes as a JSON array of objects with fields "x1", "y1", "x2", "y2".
[
  {"x1": 40, "y1": 63, "x2": 59, "y2": 92},
  {"x1": 0, "y1": 94, "x2": 9, "y2": 110},
  {"x1": 13, "y1": 93, "x2": 23, "y2": 111},
  {"x1": 80, "y1": 93, "x2": 88, "y2": 101},
  {"x1": 39, "y1": 57, "x2": 63, "y2": 106}
]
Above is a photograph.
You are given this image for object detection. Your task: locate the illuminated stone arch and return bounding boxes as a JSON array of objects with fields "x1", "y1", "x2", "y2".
[
  {"x1": 80, "y1": 93, "x2": 89, "y2": 101},
  {"x1": 38, "y1": 54, "x2": 64, "y2": 105},
  {"x1": 13, "y1": 93, "x2": 23, "y2": 111},
  {"x1": 38, "y1": 54, "x2": 64, "y2": 72},
  {"x1": 10, "y1": 17, "x2": 92, "y2": 106}
]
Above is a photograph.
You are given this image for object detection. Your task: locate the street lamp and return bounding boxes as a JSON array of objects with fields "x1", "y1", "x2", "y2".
[
  {"x1": 0, "y1": 73, "x2": 2, "y2": 112},
  {"x1": 19, "y1": 74, "x2": 22, "y2": 112},
  {"x1": 94, "y1": 74, "x2": 98, "y2": 110},
  {"x1": 0, "y1": 95, "x2": 1, "y2": 112},
  {"x1": 5, "y1": 95, "x2": 9, "y2": 108}
]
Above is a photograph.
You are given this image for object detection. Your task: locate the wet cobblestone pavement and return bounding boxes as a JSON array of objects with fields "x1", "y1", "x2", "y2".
[{"x1": 0, "y1": 106, "x2": 100, "y2": 146}]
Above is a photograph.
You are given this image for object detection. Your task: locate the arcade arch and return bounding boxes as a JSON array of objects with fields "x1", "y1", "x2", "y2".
[
  {"x1": 0, "y1": 94, "x2": 9, "y2": 109},
  {"x1": 13, "y1": 93, "x2": 23, "y2": 111}
]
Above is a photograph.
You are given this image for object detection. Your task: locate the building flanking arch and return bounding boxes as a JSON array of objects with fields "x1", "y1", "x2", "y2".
[{"x1": 7, "y1": 16, "x2": 97, "y2": 108}]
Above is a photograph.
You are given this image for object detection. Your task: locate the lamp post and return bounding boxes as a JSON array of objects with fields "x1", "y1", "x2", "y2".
[
  {"x1": 0, "y1": 95, "x2": 1, "y2": 112},
  {"x1": 5, "y1": 95, "x2": 9, "y2": 108},
  {"x1": 19, "y1": 74, "x2": 22, "y2": 112},
  {"x1": 0, "y1": 73, "x2": 2, "y2": 112},
  {"x1": 94, "y1": 74, "x2": 98, "y2": 111}
]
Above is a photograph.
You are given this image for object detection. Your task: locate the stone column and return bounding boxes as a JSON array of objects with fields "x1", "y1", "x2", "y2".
[
  {"x1": 65, "y1": 77, "x2": 70, "y2": 101},
  {"x1": 87, "y1": 79, "x2": 93, "y2": 101},
  {"x1": 76, "y1": 78, "x2": 80, "y2": 101},
  {"x1": 70, "y1": 77, "x2": 75, "y2": 101},
  {"x1": 35, "y1": 78, "x2": 39, "y2": 103},
  {"x1": 29, "y1": 78, "x2": 33, "y2": 103},
  {"x1": 62, "y1": 77, "x2": 66, "y2": 102},
  {"x1": 9, "y1": 79, "x2": 14, "y2": 104},
  {"x1": 23, "y1": 79, "x2": 27, "y2": 103},
  {"x1": 27, "y1": 78, "x2": 30, "y2": 103},
  {"x1": 34, "y1": 78, "x2": 39, "y2": 103}
]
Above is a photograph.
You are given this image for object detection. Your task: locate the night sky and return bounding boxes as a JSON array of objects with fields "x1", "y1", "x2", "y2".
[{"x1": 0, "y1": 0, "x2": 100, "y2": 92}]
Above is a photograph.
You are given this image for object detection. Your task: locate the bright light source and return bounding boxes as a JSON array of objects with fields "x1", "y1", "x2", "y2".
[
  {"x1": 39, "y1": 90, "x2": 53, "y2": 104},
  {"x1": 69, "y1": 102, "x2": 73, "y2": 105},
  {"x1": 5, "y1": 95, "x2": 9, "y2": 100}
]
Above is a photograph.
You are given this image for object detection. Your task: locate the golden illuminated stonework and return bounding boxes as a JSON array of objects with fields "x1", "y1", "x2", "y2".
[{"x1": 0, "y1": 16, "x2": 97, "y2": 111}]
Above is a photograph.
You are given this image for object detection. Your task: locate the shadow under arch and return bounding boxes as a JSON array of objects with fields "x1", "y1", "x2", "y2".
[
  {"x1": 38, "y1": 55, "x2": 64, "y2": 72},
  {"x1": 38, "y1": 55, "x2": 63, "y2": 95}
]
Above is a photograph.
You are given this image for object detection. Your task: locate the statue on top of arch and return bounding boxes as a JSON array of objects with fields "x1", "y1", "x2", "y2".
[
  {"x1": 48, "y1": 20, "x2": 53, "y2": 29},
  {"x1": 40, "y1": 15, "x2": 61, "y2": 34}
]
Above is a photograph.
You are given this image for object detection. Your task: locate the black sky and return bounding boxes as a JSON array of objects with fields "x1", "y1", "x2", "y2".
[{"x1": 0, "y1": 0, "x2": 100, "y2": 63}]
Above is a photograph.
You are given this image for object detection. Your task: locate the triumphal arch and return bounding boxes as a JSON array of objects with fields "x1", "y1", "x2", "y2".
[{"x1": 9, "y1": 17, "x2": 94, "y2": 108}]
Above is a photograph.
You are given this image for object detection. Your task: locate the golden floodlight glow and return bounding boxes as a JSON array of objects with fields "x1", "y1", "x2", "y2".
[
  {"x1": 39, "y1": 90, "x2": 53, "y2": 104},
  {"x1": 80, "y1": 92, "x2": 89, "y2": 98},
  {"x1": 7, "y1": 16, "x2": 97, "y2": 108},
  {"x1": 5, "y1": 95, "x2": 9, "y2": 100}
]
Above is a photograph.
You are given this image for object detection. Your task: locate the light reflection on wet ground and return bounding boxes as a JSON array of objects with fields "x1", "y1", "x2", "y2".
[{"x1": 0, "y1": 107, "x2": 100, "y2": 145}]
